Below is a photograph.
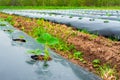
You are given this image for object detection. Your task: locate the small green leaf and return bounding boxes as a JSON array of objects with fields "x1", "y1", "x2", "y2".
[
  {"x1": 92, "y1": 59, "x2": 100, "y2": 64},
  {"x1": 27, "y1": 49, "x2": 42, "y2": 55},
  {"x1": 104, "y1": 20, "x2": 109, "y2": 23},
  {"x1": 37, "y1": 37, "x2": 46, "y2": 44},
  {"x1": 0, "y1": 23, "x2": 6, "y2": 26},
  {"x1": 83, "y1": 61, "x2": 87, "y2": 64},
  {"x1": 19, "y1": 36, "x2": 24, "y2": 39},
  {"x1": 79, "y1": 58, "x2": 84, "y2": 61},
  {"x1": 93, "y1": 64, "x2": 99, "y2": 68},
  {"x1": 48, "y1": 37, "x2": 59, "y2": 45},
  {"x1": 37, "y1": 33, "x2": 59, "y2": 45},
  {"x1": 42, "y1": 33, "x2": 52, "y2": 41},
  {"x1": 74, "y1": 51, "x2": 83, "y2": 59}
]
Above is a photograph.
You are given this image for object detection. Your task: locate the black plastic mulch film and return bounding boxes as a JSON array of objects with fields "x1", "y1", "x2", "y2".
[
  {"x1": 2, "y1": 9, "x2": 120, "y2": 40},
  {"x1": 0, "y1": 21, "x2": 101, "y2": 80}
]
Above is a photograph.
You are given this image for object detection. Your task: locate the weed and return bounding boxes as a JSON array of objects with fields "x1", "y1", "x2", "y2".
[
  {"x1": 99, "y1": 64, "x2": 117, "y2": 80},
  {"x1": 78, "y1": 29, "x2": 98, "y2": 39},
  {"x1": 90, "y1": 34, "x2": 98, "y2": 39},
  {"x1": 109, "y1": 36, "x2": 119, "y2": 41},
  {"x1": 68, "y1": 54, "x2": 73, "y2": 59},
  {"x1": 37, "y1": 19, "x2": 44, "y2": 25},
  {"x1": 92, "y1": 59, "x2": 100, "y2": 68},
  {"x1": 32, "y1": 26, "x2": 46, "y2": 37},
  {"x1": 73, "y1": 51, "x2": 83, "y2": 59},
  {"x1": 51, "y1": 39, "x2": 74, "y2": 51},
  {"x1": 0, "y1": 23, "x2": 6, "y2": 26},
  {"x1": 21, "y1": 26, "x2": 25, "y2": 31},
  {"x1": 82, "y1": 60, "x2": 87, "y2": 64},
  {"x1": 10, "y1": 21, "x2": 15, "y2": 25},
  {"x1": 79, "y1": 29, "x2": 89, "y2": 34},
  {"x1": 5, "y1": 16, "x2": 13, "y2": 22},
  {"x1": 73, "y1": 51, "x2": 86, "y2": 63},
  {"x1": 0, "y1": 18, "x2": 5, "y2": 21}
]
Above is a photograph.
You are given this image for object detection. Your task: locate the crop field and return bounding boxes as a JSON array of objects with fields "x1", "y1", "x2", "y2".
[{"x1": 0, "y1": 8, "x2": 120, "y2": 80}]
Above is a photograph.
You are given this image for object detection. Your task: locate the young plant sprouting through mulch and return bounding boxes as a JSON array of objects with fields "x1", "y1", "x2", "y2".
[{"x1": 37, "y1": 33, "x2": 59, "y2": 61}]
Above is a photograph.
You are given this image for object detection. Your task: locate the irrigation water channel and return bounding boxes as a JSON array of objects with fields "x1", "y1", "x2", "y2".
[{"x1": 0, "y1": 21, "x2": 101, "y2": 80}]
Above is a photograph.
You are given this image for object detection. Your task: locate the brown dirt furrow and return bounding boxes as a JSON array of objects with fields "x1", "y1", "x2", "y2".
[{"x1": 67, "y1": 35, "x2": 120, "y2": 71}]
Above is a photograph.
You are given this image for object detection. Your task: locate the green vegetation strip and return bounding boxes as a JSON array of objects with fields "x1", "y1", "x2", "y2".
[
  {"x1": 31, "y1": 19, "x2": 118, "y2": 80},
  {"x1": 0, "y1": 6, "x2": 120, "y2": 10}
]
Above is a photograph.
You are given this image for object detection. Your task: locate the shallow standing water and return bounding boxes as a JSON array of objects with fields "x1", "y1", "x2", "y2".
[{"x1": 0, "y1": 22, "x2": 101, "y2": 80}]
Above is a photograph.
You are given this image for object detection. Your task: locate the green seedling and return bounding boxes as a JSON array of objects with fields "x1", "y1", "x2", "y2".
[
  {"x1": 0, "y1": 18, "x2": 5, "y2": 21},
  {"x1": 81, "y1": 29, "x2": 89, "y2": 34},
  {"x1": 21, "y1": 26, "x2": 25, "y2": 31},
  {"x1": 73, "y1": 51, "x2": 83, "y2": 59},
  {"x1": 92, "y1": 59, "x2": 100, "y2": 68},
  {"x1": 90, "y1": 34, "x2": 98, "y2": 39},
  {"x1": 109, "y1": 36, "x2": 119, "y2": 41},
  {"x1": 99, "y1": 64, "x2": 117, "y2": 80},
  {"x1": 10, "y1": 21, "x2": 15, "y2": 25},
  {"x1": 93, "y1": 59, "x2": 100, "y2": 64},
  {"x1": 79, "y1": 58, "x2": 84, "y2": 61},
  {"x1": 37, "y1": 33, "x2": 59, "y2": 61},
  {"x1": 73, "y1": 51, "x2": 86, "y2": 63},
  {"x1": 19, "y1": 35, "x2": 25, "y2": 39},
  {"x1": 33, "y1": 26, "x2": 46, "y2": 37},
  {"x1": 0, "y1": 23, "x2": 6, "y2": 26},
  {"x1": 27, "y1": 49, "x2": 42, "y2": 55},
  {"x1": 106, "y1": 13, "x2": 111, "y2": 16},
  {"x1": 79, "y1": 29, "x2": 98, "y2": 39},
  {"x1": 68, "y1": 54, "x2": 73, "y2": 59},
  {"x1": 78, "y1": 17, "x2": 82, "y2": 20},
  {"x1": 52, "y1": 40, "x2": 73, "y2": 51},
  {"x1": 69, "y1": 16, "x2": 73, "y2": 18},
  {"x1": 89, "y1": 18, "x2": 95, "y2": 21},
  {"x1": 82, "y1": 60, "x2": 87, "y2": 64},
  {"x1": 5, "y1": 16, "x2": 13, "y2": 22},
  {"x1": 104, "y1": 20, "x2": 109, "y2": 23},
  {"x1": 4, "y1": 29, "x2": 14, "y2": 33}
]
